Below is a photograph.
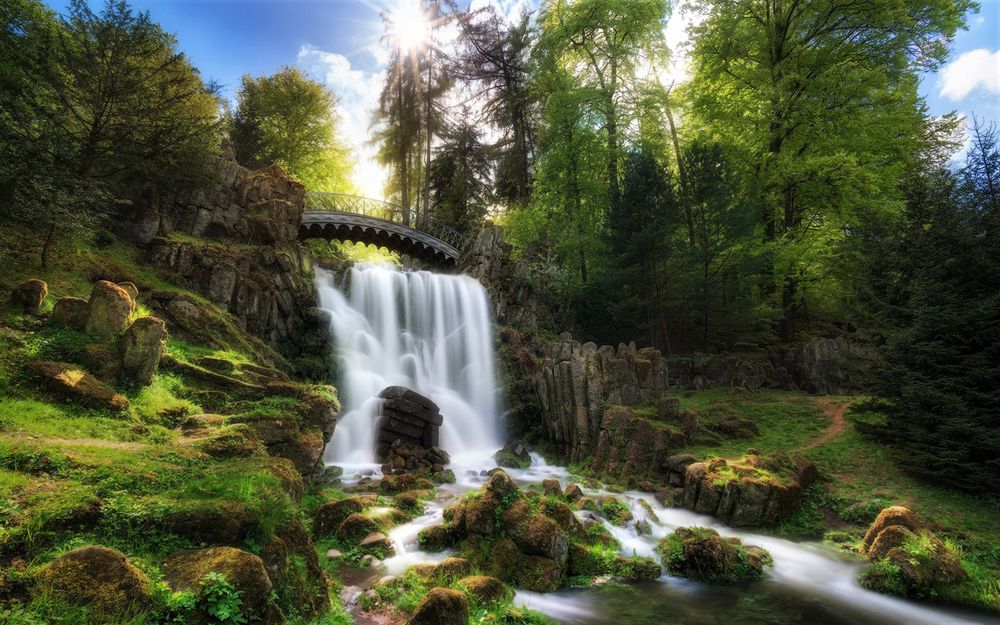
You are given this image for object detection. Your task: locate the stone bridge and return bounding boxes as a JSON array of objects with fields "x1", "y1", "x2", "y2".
[{"x1": 299, "y1": 193, "x2": 467, "y2": 266}]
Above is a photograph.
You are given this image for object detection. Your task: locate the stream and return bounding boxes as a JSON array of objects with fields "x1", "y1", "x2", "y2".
[{"x1": 315, "y1": 263, "x2": 999, "y2": 625}]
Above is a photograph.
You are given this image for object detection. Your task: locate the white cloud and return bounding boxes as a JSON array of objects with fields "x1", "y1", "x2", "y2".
[
  {"x1": 938, "y1": 48, "x2": 1000, "y2": 101},
  {"x1": 297, "y1": 44, "x2": 387, "y2": 198}
]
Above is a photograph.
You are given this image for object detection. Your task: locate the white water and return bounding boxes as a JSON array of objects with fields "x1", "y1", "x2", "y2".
[
  {"x1": 315, "y1": 264, "x2": 501, "y2": 466},
  {"x1": 316, "y1": 264, "x2": 997, "y2": 625}
]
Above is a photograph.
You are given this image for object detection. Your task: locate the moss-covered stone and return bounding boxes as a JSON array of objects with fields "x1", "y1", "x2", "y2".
[
  {"x1": 657, "y1": 527, "x2": 772, "y2": 583},
  {"x1": 34, "y1": 546, "x2": 153, "y2": 617},
  {"x1": 408, "y1": 587, "x2": 469, "y2": 625},
  {"x1": 314, "y1": 496, "x2": 375, "y2": 537},
  {"x1": 336, "y1": 513, "x2": 380, "y2": 543},
  {"x1": 164, "y1": 546, "x2": 281, "y2": 624}
]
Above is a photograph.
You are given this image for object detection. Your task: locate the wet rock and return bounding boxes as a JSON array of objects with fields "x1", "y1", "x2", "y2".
[
  {"x1": 418, "y1": 524, "x2": 459, "y2": 552},
  {"x1": 408, "y1": 587, "x2": 469, "y2": 625},
  {"x1": 85, "y1": 281, "x2": 134, "y2": 338},
  {"x1": 457, "y1": 575, "x2": 509, "y2": 603},
  {"x1": 376, "y1": 386, "x2": 443, "y2": 460},
  {"x1": 380, "y1": 472, "x2": 435, "y2": 494},
  {"x1": 612, "y1": 555, "x2": 661, "y2": 581},
  {"x1": 27, "y1": 361, "x2": 129, "y2": 410},
  {"x1": 515, "y1": 514, "x2": 569, "y2": 567},
  {"x1": 494, "y1": 439, "x2": 531, "y2": 469},
  {"x1": 164, "y1": 546, "x2": 280, "y2": 624},
  {"x1": 564, "y1": 483, "x2": 583, "y2": 501},
  {"x1": 657, "y1": 527, "x2": 772, "y2": 583},
  {"x1": 51, "y1": 296, "x2": 90, "y2": 330},
  {"x1": 380, "y1": 439, "x2": 451, "y2": 481},
  {"x1": 35, "y1": 546, "x2": 153, "y2": 617},
  {"x1": 120, "y1": 316, "x2": 167, "y2": 386},
  {"x1": 11, "y1": 279, "x2": 47, "y2": 314},
  {"x1": 360, "y1": 531, "x2": 394, "y2": 556}
]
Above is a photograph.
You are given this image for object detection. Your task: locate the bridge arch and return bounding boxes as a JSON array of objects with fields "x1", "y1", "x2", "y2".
[{"x1": 299, "y1": 193, "x2": 465, "y2": 267}]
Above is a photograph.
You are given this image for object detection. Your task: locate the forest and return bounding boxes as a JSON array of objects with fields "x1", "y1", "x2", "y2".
[{"x1": 0, "y1": 0, "x2": 998, "y2": 624}]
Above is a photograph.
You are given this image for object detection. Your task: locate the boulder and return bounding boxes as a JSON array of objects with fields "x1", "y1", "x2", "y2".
[
  {"x1": 657, "y1": 527, "x2": 772, "y2": 583},
  {"x1": 376, "y1": 386, "x2": 444, "y2": 461},
  {"x1": 28, "y1": 361, "x2": 129, "y2": 410},
  {"x1": 542, "y1": 478, "x2": 562, "y2": 497},
  {"x1": 407, "y1": 587, "x2": 469, "y2": 625},
  {"x1": 515, "y1": 514, "x2": 569, "y2": 566},
  {"x1": 314, "y1": 496, "x2": 374, "y2": 537},
  {"x1": 457, "y1": 575, "x2": 509, "y2": 603},
  {"x1": 861, "y1": 506, "x2": 921, "y2": 555},
  {"x1": 436, "y1": 557, "x2": 473, "y2": 582},
  {"x1": 359, "y1": 531, "x2": 394, "y2": 556},
  {"x1": 117, "y1": 282, "x2": 139, "y2": 302},
  {"x1": 81, "y1": 343, "x2": 122, "y2": 384},
  {"x1": 35, "y1": 546, "x2": 153, "y2": 616},
  {"x1": 494, "y1": 440, "x2": 531, "y2": 469},
  {"x1": 564, "y1": 483, "x2": 583, "y2": 501},
  {"x1": 336, "y1": 513, "x2": 380, "y2": 543},
  {"x1": 119, "y1": 316, "x2": 168, "y2": 386},
  {"x1": 164, "y1": 547, "x2": 279, "y2": 624},
  {"x1": 11, "y1": 279, "x2": 47, "y2": 314},
  {"x1": 85, "y1": 281, "x2": 134, "y2": 337},
  {"x1": 51, "y1": 296, "x2": 90, "y2": 330}
]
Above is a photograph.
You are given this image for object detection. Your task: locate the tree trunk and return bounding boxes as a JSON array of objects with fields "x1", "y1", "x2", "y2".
[
  {"x1": 422, "y1": 50, "x2": 433, "y2": 225},
  {"x1": 41, "y1": 223, "x2": 56, "y2": 269}
]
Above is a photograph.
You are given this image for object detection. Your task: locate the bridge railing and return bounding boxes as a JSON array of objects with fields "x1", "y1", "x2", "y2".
[{"x1": 305, "y1": 192, "x2": 468, "y2": 252}]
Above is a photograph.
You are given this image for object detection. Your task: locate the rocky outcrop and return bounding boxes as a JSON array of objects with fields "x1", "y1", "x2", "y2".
[
  {"x1": 667, "y1": 336, "x2": 871, "y2": 395},
  {"x1": 35, "y1": 546, "x2": 153, "y2": 617},
  {"x1": 11, "y1": 279, "x2": 47, "y2": 314},
  {"x1": 375, "y1": 386, "x2": 444, "y2": 461},
  {"x1": 494, "y1": 439, "x2": 531, "y2": 469},
  {"x1": 590, "y1": 406, "x2": 686, "y2": 482},
  {"x1": 533, "y1": 333, "x2": 669, "y2": 462},
  {"x1": 27, "y1": 361, "x2": 129, "y2": 410},
  {"x1": 682, "y1": 454, "x2": 817, "y2": 527}
]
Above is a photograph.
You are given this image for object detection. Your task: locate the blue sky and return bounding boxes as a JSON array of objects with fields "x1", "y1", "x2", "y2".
[{"x1": 44, "y1": 0, "x2": 1000, "y2": 196}]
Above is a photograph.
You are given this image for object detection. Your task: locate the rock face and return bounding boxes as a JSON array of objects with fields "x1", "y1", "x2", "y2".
[
  {"x1": 375, "y1": 386, "x2": 444, "y2": 461},
  {"x1": 164, "y1": 546, "x2": 280, "y2": 625},
  {"x1": 682, "y1": 454, "x2": 816, "y2": 527},
  {"x1": 407, "y1": 587, "x2": 469, "y2": 625},
  {"x1": 28, "y1": 361, "x2": 129, "y2": 410},
  {"x1": 120, "y1": 150, "x2": 318, "y2": 354},
  {"x1": 85, "y1": 281, "x2": 134, "y2": 338},
  {"x1": 590, "y1": 406, "x2": 687, "y2": 482},
  {"x1": 11, "y1": 279, "x2": 47, "y2": 314},
  {"x1": 533, "y1": 334, "x2": 670, "y2": 463},
  {"x1": 36, "y1": 546, "x2": 153, "y2": 616},
  {"x1": 120, "y1": 316, "x2": 168, "y2": 386},
  {"x1": 657, "y1": 527, "x2": 772, "y2": 583}
]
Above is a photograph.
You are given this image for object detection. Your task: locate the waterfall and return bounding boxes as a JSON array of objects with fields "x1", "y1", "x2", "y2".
[{"x1": 315, "y1": 264, "x2": 501, "y2": 467}]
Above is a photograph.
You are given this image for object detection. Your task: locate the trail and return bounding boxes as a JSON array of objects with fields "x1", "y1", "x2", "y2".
[{"x1": 801, "y1": 397, "x2": 852, "y2": 450}]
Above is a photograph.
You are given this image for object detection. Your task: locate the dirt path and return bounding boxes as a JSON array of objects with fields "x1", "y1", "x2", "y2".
[{"x1": 800, "y1": 397, "x2": 852, "y2": 450}]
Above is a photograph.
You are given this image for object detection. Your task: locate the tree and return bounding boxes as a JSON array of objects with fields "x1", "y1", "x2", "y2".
[
  {"x1": 428, "y1": 115, "x2": 492, "y2": 234},
  {"x1": 863, "y1": 118, "x2": 1000, "y2": 491},
  {"x1": 450, "y1": 3, "x2": 536, "y2": 206},
  {"x1": 230, "y1": 66, "x2": 355, "y2": 192},
  {"x1": 688, "y1": 0, "x2": 972, "y2": 340},
  {"x1": 536, "y1": 0, "x2": 667, "y2": 203},
  {"x1": 0, "y1": 0, "x2": 222, "y2": 267}
]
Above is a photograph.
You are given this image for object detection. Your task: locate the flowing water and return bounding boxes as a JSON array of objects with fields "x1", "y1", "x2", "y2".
[{"x1": 315, "y1": 264, "x2": 999, "y2": 625}]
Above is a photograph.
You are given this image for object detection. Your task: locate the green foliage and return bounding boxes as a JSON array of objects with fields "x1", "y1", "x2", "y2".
[
  {"x1": 198, "y1": 572, "x2": 249, "y2": 624},
  {"x1": 857, "y1": 118, "x2": 1000, "y2": 492},
  {"x1": 0, "y1": 0, "x2": 221, "y2": 267},
  {"x1": 230, "y1": 66, "x2": 355, "y2": 192}
]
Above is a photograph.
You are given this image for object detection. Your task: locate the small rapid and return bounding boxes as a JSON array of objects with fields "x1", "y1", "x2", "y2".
[{"x1": 315, "y1": 263, "x2": 997, "y2": 625}]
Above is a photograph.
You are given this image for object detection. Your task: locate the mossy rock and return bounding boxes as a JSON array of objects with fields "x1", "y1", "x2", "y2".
[
  {"x1": 408, "y1": 587, "x2": 469, "y2": 625},
  {"x1": 336, "y1": 513, "x2": 380, "y2": 543},
  {"x1": 314, "y1": 496, "x2": 375, "y2": 537},
  {"x1": 612, "y1": 555, "x2": 660, "y2": 581},
  {"x1": 657, "y1": 527, "x2": 772, "y2": 584},
  {"x1": 164, "y1": 546, "x2": 280, "y2": 624},
  {"x1": 860, "y1": 524, "x2": 969, "y2": 599},
  {"x1": 34, "y1": 546, "x2": 153, "y2": 617},
  {"x1": 192, "y1": 423, "x2": 266, "y2": 459},
  {"x1": 260, "y1": 519, "x2": 330, "y2": 618},
  {"x1": 418, "y1": 524, "x2": 458, "y2": 552},
  {"x1": 379, "y1": 472, "x2": 434, "y2": 494},
  {"x1": 457, "y1": 575, "x2": 510, "y2": 604}
]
